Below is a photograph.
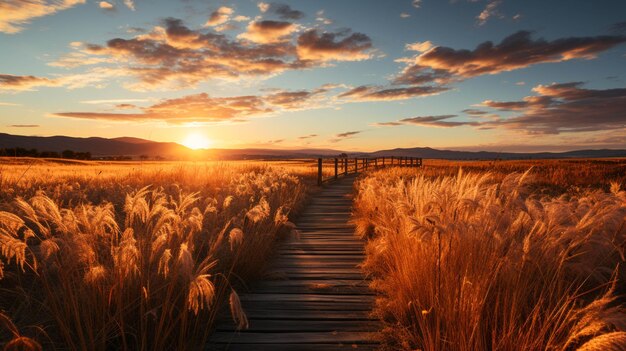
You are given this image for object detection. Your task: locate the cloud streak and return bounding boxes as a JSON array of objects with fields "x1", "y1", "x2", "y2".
[
  {"x1": 395, "y1": 31, "x2": 626, "y2": 85},
  {"x1": 52, "y1": 87, "x2": 334, "y2": 124},
  {"x1": 481, "y1": 82, "x2": 626, "y2": 134},
  {"x1": 0, "y1": 0, "x2": 85, "y2": 33}
]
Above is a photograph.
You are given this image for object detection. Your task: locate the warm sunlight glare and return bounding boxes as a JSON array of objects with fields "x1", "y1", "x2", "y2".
[{"x1": 182, "y1": 133, "x2": 212, "y2": 150}]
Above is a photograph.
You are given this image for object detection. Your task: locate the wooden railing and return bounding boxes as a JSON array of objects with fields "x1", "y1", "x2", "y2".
[{"x1": 317, "y1": 156, "x2": 422, "y2": 185}]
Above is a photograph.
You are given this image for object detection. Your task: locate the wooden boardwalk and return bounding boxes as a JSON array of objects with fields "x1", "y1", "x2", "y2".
[{"x1": 210, "y1": 175, "x2": 380, "y2": 350}]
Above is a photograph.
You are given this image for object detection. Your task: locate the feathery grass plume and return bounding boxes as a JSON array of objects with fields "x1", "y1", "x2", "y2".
[
  {"x1": 246, "y1": 197, "x2": 270, "y2": 223},
  {"x1": 158, "y1": 248, "x2": 172, "y2": 278},
  {"x1": 177, "y1": 242, "x2": 194, "y2": 280},
  {"x1": 229, "y1": 289, "x2": 249, "y2": 330},
  {"x1": 228, "y1": 228, "x2": 244, "y2": 251},
  {"x1": 187, "y1": 259, "x2": 217, "y2": 315},
  {"x1": 112, "y1": 228, "x2": 139, "y2": 280},
  {"x1": 577, "y1": 332, "x2": 626, "y2": 351},
  {"x1": 84, "y1": 265, "x2": 107, "y2": 285}
]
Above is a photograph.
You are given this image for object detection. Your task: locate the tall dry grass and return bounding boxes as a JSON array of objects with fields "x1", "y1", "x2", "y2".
[
  {"x1": 353, "y1": 167, "x2": 626, "y2": 350},
  {"x1": 0, "y1": 160, "x2": 308, "y2": 350}
]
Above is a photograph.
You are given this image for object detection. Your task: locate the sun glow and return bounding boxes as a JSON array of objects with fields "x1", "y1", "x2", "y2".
[{"x1": 182, "y1": 133, "x2": 212, "y2": 150}]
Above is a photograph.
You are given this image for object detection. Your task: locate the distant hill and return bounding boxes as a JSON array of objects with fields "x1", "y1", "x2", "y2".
[
  {"x1": 1, "y1": 133, "x2": 625, "y2": 160},
  {"x1": 368, "y1": 147, "x2": 626, "y2": 160}
]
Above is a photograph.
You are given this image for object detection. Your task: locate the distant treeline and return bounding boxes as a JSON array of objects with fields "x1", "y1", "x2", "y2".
[
  {"x1": 1, "y1": 147, "x2": 92, "y2": 160},
  {"x1": 0, "y1": 147, "x2": 164, "y2": 161}
]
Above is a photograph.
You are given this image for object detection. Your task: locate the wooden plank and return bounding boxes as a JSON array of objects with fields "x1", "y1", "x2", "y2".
[
  {"x1": 239, "y1": 293, "x2": 373, "y2": 303},
  {"x1": 210, "y1": 331, "x2": 378, "y2": 344},
  {"x1": 217, "y1": 320, "x2": 380, "y2": 332},
  {"x1": 240, "y1": 310, "x2": 375, "y2": 320},
  {"x1": 209, "y1": 343, "x2": 379, "y2": 351}
]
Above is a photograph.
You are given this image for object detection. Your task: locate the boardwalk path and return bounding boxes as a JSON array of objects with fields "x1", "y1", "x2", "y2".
[{"x1": 210, "y1": 175, "x2": 380, "y2": 350}]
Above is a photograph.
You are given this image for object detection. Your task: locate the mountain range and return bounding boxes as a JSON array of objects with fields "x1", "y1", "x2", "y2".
[{"x1": 1, "y1": 132, "x2": 625, "y2": 160}]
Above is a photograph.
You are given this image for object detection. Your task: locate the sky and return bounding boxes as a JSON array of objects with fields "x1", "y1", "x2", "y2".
[{"x1": 0, "y1": 0, "x2": 625, "y2": 152}]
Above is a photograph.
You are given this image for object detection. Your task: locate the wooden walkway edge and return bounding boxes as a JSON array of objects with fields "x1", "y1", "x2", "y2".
[{"x1": 209, "y1": 175, "x2": 380, "y2": 350}]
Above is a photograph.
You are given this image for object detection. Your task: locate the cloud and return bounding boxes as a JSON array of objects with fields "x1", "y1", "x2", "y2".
[
  {"x1": 375, "y1": 114, "x2": 479, "y2": 128},
  {"x1": 394, "y1": 31, "x2": 626, "y2": 85},
  {"x1": 48, "y1": 51, "x2": 113, "y2": 68},
  {"x1": 339, "y1": 84, "x2": 449, "y2": 101},
  {"x1": 258, "y1": 2, "x2": 270, "y2": 13},
  {"x1": 123, "y1": 0, "x2": 135, "y2": 11},
  {"x1": 264, "y1": 3, "x2": 304, "y2": 20},
  {"x1": 206, "y1": 6, "x2": 234, "y2": 27},
  {"x1": 52, "y1": 87, "x2": 333, "y2": 124},
  {"x1": 481, "y1": 82, "x2": 626, "y2": 134},
  {"x1": 0, "y1": 101, "x2": 20, "y2": 106},
  {"x1": 238, "y1": 20, "x2": 298, "y2": 44},
  {"x1": 9, "y1": 124, "x2": 39, "y2": 128},
  {"x1": 115, "y1": 103, "x2": 137, "y2": 109},
  {"x1": 53, "y1": 18, "x2": 374, "y2": 90},
  {"x1": 400, "y1": 13, "x2": 411, "y2": 19},
  {"x1": 405, "y1": 41, "x2": 433, "y2": 52},
  {"x1": 298, "y1": 134, "x2": 318, "y2": 139},
  {"x1": 0, "y1": 74, "x2": 60, "y2": 91},
  {"x1": 264, "y1": 88, "x2": 329, "y2": 110},
  {"x1": 412, "y1": 0, "x2": 421, "y2": 9},
  {"x1": 99, "y1": 1, "x2": 114, "y2": 11},
  {"x1": 297, "y1": 29, "x2": 374, "y2": 61},
  {"x1": 81, "y1": 98, "x2": 149, "y2": 105},
  {"x1": 0, "y1": 0, "x2": 85, "y2": 34},
  {"x1": 336, "y1": 131, "x2": 361, "y2": 138},
  {"x1": 330, "y1": 130, "x2": 361, "y2": 142},
  {"x1": 462, "y1": 108, "x2": 488, "y2": 116},
  {"x1": 476, "y1": 0, "x2": 502, "y2": 26}
]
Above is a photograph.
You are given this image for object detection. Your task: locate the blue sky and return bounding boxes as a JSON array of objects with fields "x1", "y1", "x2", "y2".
[{"x1": 1, "y1": 0, "x2": 625, "y2": 151}]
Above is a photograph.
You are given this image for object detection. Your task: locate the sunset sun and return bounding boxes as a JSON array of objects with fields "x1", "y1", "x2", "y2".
[{"x1": 182, "y1": 133, "x2": 212, "y2": 150}]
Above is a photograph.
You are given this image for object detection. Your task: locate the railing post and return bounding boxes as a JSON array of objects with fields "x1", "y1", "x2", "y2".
[
  {"x1": 334, "y1": 158, "x2": 338, "y2": 179},
  {"x1": 317, "y1": 158, "x2": 323, "y2": 186},
  {"x1": 354, "y1": 158, "x2": 358, "y2": 173},
  {"x1": 410, "y1": 157, "x2": 414, "y2": 167},
  {"x1": 344, "y1": 158, "x2": 348, "y2": 175},
  {"x1": 382, "y1": 157, "x2": 385, "y2": 166},
  {"x1": 375, "y1": 158, "x2": 378, "y2": 168}
]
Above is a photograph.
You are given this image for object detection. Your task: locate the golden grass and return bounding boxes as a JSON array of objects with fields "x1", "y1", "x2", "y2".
[
  {"x1": 352, "y1": 165, "x2": 626, "y2": 350},
  {"x1": 0, "y1": 159, "x2": 312, "y2": 350}
]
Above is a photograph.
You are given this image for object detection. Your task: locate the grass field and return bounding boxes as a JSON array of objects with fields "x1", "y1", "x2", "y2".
[
  {"x1": 1, "y1": 157, "x2": 625, "y2": 350},
  {"x1": 352, "y1": 160, "x2": 626, "y2": 350},
  {"x1": 0, "y1": 158, "x2": 313, "y2": 350}
]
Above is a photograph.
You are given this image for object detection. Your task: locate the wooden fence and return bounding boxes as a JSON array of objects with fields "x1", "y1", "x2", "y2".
[{"x1": 317, "y1": 156, "x2": 422, "y2": 185}]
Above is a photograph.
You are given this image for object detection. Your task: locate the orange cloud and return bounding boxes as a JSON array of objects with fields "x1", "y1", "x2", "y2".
[
  {"x1": 0, "y1": 0, "x2": 85, "y2": 33},
  {"x1": 52, "y1": 87, "x2": 334, "y2": 123},
  {"x1": 99, "y1": 1, "x2": 114, "y2": 11},
  {"x1": 206, "y1": 6, "x2": 234, "y2": 27},
  {"x1": 54, "y1": 18, "x2": 374, "y2": 91},
  {"x1": 0, "y1": 74, "x2": 60, "y2": 91},
  {"x1": 238, "y1": 20, "x2": 298, "y2": 44}
]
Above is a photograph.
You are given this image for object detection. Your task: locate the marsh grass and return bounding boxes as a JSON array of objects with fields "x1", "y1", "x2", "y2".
[
  {"x1": 353, "y1": 167, "x2": 626, "y2": 350},
  {"x1": 0, "y1": 160, "x2": 309, "y2": 350}
]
